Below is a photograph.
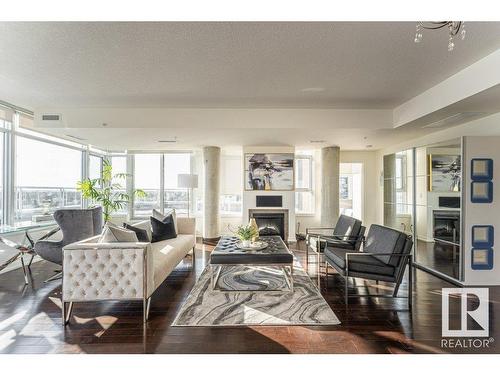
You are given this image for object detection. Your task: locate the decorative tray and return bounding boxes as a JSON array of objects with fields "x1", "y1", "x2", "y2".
[{"x1": 236, "y1": 241, "x2": 268, "y2": 250}]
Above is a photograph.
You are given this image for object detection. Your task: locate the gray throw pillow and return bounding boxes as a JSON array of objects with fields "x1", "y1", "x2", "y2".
[
  {"x1": 152, "y1": 208, "x2": 178, "y2": 233},
  {"x1": 98, "y1": 224, "x2": 138, "y2": 243}
]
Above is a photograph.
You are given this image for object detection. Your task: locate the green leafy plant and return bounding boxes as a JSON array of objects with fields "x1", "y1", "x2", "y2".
[
  {"x1": 77, "y1": 159, "x2": 146, "y2": 222},
  {"x1": 235, "y1": 224, "x2": 258, "y2": 241}
]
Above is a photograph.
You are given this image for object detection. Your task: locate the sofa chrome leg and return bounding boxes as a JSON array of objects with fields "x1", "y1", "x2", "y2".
[
  {"x1": 62, "y1": 302, "x2": 73, "y2": 325},
  {"x1": 44, "y1": 271, "x2": 63, "y2": 283},
  {"x1": 143, "y1": 297, "x2": 151, "y2": 323}
]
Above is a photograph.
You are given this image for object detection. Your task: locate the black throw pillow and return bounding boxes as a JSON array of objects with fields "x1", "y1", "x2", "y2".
[
  {"x1": 150, "y1": 214, "x2": 177, "y2": 243},
  {"x1": 123, "y1": 223, "x2": 150, "y2": 242}
]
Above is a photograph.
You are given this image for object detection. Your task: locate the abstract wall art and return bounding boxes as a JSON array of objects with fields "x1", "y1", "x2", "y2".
[
  {"x1": 245, "y1": 153, "x2": 294, "y2": 191},
  {"x1": 428, "y1": 154, "x2": 461, "y2": 192}
]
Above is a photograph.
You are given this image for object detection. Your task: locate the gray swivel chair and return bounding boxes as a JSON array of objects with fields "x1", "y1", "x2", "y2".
[
  {"x1": 305, "y1": 214, "x2": 365, "y2": 264},
  {"x1": 34, "y1": 206, "x2": 103, "y2": 282},
  {"x1": 324, "y1": 224, "x2": 413, "y2": 308}
]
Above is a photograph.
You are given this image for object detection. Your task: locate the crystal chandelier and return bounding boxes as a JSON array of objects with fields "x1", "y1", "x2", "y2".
[{"x1": 414, "y1": 22, "x2": 466, "y2": 51}]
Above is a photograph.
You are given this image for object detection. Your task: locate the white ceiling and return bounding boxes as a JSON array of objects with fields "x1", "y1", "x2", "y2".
[
  {"x1": 1, "y1": 22, "x2": 500, "y2": 109},
  {"x1": 2, "y1": 22, "x2": 500, "y2": 150}
]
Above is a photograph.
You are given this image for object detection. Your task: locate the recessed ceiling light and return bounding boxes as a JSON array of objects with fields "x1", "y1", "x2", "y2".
[
  {"x1": 301, "y1": 87, "x2": 325, "y2": 93},
  {"x1": 101, "y1": 122, "x2": 108, "y2": 127},
  {"x1": 310, "y1": 140, "x2": 326, "y2": 144},
  {"x1": 366, "y1": 145, "x2": 373, "y2": 148}
]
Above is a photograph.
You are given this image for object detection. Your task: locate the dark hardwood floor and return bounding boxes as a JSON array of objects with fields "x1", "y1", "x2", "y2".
[
  {"x1": 415, "y1": 239, "x2": 460, "y2": 280},
  {"x1": 1, "y1": 240, "x2": 498, "y2": 354}
]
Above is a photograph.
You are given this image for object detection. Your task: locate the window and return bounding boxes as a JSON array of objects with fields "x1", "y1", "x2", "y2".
[
  {"x1": 111, "y1": 155, "x2": 127, "y2": 215},
  {"x1": 133, "y1": 154, "x2": 161, "y2": 217},
  {"x1": 0, "y1": 132, "x2": 4, "y2": 225},
  {"x1": 395, "y1": 153, "x2": 411, "y2": 215},
  {"x1": 340, "y1": 163, "x2": 362, "y2": 220},
  {"x1": 15, "y1": 136, "x2": 82, "y2": 223},
  {"x1": 89, "y1": 154, "x2": 103, "y2": 181},
  {"x1": 164, "y1": 153, "x2": 190, "y2": 215},
  {"x1": 295, "y1": 155, "x2": 314, "y2": 214},
  {"x1": 220, "y1": 155, "x2": 242, "y2": 215},
  {"x1": 0, "y1": 107, "x2": 11, "y2": 225}
]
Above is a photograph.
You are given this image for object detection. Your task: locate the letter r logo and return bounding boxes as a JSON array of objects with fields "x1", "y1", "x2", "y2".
[{"x1": 442, "y1": 288, "x2": 489, "y2": 337}]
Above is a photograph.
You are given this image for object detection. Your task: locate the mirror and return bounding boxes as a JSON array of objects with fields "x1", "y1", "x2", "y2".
[
  {"x1": 383, "y1": 149, "x2": 414, "y2": 236},
  {"x1": 415, "y1": 139, "x2": 461, "y2": 280},
  {"x1": 383, "y1": 139, "x2": 462, "y2": 281}
]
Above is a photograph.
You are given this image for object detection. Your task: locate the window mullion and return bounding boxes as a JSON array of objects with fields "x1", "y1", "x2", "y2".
[
  {"x1": 126, "y1": 154, "x2": 134, "y2": 221},
  {"x1": 81, "y1": 148, "x2": 89, "y2": 208},
  {"x1": 160, "y1": 154, "x2": 165, "y2": 213}
]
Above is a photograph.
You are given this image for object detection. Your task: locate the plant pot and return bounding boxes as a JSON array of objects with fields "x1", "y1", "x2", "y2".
[{"x1": 241, "y1": 240, "x2": 251, "y2": 248}]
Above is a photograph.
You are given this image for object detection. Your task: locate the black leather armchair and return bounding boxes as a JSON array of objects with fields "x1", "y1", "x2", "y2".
[
  {"x1": 305, "y1": 215, "x2": 365, "y2": 263},
  {"x1": 324, "y1": 224, "x2": 413, "y2": 308},
  {"x1": 34, "y1": 207, "x2": 103, "y2": 282}
]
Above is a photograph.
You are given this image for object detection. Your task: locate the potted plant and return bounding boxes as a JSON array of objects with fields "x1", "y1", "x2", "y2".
[
  {"x1": 77, "y1": 159, "x2": 146, "y2": 222},
  {"x1": 235, "y1": 224, "x2": 259, "y2": 248}
]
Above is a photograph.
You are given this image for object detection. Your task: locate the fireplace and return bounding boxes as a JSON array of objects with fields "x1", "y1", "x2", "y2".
[
  {"x1": 433, "y1": 210, "x2": 460, "y2": 244},
  {"x1": 249, "y1": 209, "x2": 288, "y2": 241}
]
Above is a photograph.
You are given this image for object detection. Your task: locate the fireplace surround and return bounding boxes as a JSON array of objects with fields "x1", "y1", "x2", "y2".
[{"x1": 249, "y1": 209, "x2": 289, "y2": 241}]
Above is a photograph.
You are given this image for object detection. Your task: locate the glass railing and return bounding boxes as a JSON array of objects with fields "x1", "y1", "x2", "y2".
[
  {"x1": 14, "y1": 186, "x2": 82, "y2": 223},
  {"x1": 133, "y1": 189, "x2": 160, "y2": 218}
]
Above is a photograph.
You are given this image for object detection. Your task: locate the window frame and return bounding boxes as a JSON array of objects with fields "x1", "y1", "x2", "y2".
[
  {"x1": 219, "y1": 154, "x2": 243, "y2": 217},
  {"x1": 295, "y1": 155, "x2": 315, "y2": 215},
  {"x1": 13, "y1": 132, "x2": 85, "y2": 223},
  {"x1": 130, "y1": 151, "x2": 194, "y2": 220}
]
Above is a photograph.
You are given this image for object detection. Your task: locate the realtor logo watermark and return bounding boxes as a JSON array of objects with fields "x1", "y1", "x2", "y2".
[{"x1": 441, "y1": 288, "x2": 493, "y2": 349}]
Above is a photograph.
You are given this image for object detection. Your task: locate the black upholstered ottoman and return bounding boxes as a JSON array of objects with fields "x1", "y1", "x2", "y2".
[{"x1": 209, "y1": 236, "x2": 294, "y2": 292}]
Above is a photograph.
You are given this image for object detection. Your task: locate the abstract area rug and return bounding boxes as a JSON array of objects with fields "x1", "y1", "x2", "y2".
[{"x1": 172, "y1": 262, "x2": 340, "y2": 326}]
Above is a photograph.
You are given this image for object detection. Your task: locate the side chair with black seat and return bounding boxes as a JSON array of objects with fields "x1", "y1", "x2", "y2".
[
  {"x1": 34, "y1": 206, "x2": 103, "y2": 282},
  {"x1": 305, "y1": 214, "x2": 365, "y2": 266},
  {"x1": 324, "y1": 224, "x2": 414, "y2": 308}
]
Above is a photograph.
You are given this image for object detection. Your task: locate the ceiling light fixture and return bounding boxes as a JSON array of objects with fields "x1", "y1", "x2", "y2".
[{"x1": 414, "y1": 21, "x2": 466, "y2": 51}]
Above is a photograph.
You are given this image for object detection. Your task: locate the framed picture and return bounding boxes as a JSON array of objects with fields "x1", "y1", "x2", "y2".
[
  {"x1": 471, "y1": 158, "x2": 493, "y2": 181},
  {"x1": 472, "y1": 225, "x2": 494, "y2": 247},
  {"x1": 471, "y1": 248, "x2": 494, "y2": 270},
  {"x1": 471, "y1": 181, "x2": 493, "y2": 203},
  {"x1": 245, "y1": 153, "x2": 294, "y2": 191},
  {"x1": 428, "y1": 154, "x2": 461, "y2": 192}
]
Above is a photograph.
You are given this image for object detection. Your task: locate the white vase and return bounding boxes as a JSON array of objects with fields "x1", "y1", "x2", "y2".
[{"x1": 241, "y1": 240, "x2": 251, "y2": 248}]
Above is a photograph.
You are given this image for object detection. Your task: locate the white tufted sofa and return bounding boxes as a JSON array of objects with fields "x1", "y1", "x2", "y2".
[{"x1": 61, "y1": 217, "x2": 196, "y2": 325}]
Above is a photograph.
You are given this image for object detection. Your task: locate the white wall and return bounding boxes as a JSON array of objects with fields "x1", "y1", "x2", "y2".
[{"x1": 463, "y1": 136, "x2": 500, "y2": 285}]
